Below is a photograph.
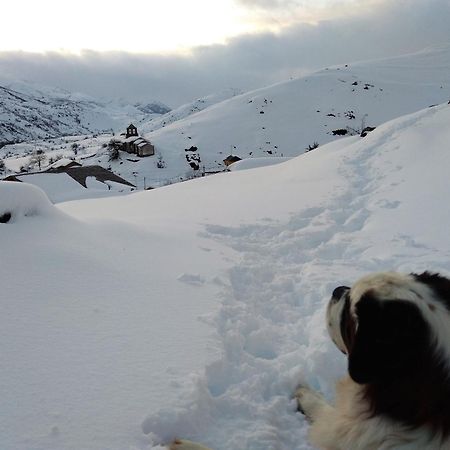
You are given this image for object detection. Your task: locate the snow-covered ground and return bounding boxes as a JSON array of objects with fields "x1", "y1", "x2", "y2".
[
  {"x1": 2, "y1": 99, "x2": 450, "y2": 450},
  {"x1": 228, "y1": 156, "x2": 292, "y2": 171}
]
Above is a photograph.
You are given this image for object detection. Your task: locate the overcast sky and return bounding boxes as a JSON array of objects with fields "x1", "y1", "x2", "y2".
[{"x1": 1, "y1": 0, "x2": 450, "y2": 107}]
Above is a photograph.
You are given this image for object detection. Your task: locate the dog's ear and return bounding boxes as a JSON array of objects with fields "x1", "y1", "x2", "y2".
[
  {"x1": 348, "y1": 294, "x2": 429, "y2": 384},
  {"x1": 412, "y1": 271, "x2": 450, "y2": 310}
]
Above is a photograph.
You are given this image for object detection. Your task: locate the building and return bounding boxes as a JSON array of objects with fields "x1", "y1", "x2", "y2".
[
  {"x1": 126, "y1": 123, "x2": 138, "y2": 139},
  {"x1": 121, "y1": 124, "x2": 155, "y2": 157},
  {"x1": 223, "y1": 155, "x2": 242, "y2": 167},
  {"x1": 4, "y1": 164, "x2": 135, "y2": 189},
  {"x1": 46, "y1": 158, "x2": 82, "y2": 172}
]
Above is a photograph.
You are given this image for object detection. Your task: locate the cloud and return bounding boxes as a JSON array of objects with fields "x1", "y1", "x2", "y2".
[
  {"x1": 237, "y1": 0, "x2": 301, "y2": 9},
  {"x1": 1, "y1": 0, "x2": 449, "y2": 107},
  {"x1": 234, "y1": 0, "x2": 386, "y2": 25}
]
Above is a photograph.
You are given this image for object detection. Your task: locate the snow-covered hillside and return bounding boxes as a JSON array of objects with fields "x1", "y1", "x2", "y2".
[
  {"x1": 140, "y1": 88, "x2": 243, "y2": 134},
  {"x1": 2, "y1": 99, "x2": 450, "y2": 450},
  {"x1": 0, "y1": 79, "x2": 171, "y2": 145},
  {"x1": 0, "y1": 87, "x2": 245, "y2": 193},
  {"x1": 3, "y1": 45, "x2": 450, "y2": 196},
  {"x1": 141, "y1": 44, "x2": 450, "y2": 172}
]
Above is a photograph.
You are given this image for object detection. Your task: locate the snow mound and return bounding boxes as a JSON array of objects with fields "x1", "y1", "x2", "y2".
[
  {"x1": 0, "y1": 181, "x2": 56, "y2": 222},
  {"x1": 229, "y1": 157, "x2": 292, "y2": 171}
]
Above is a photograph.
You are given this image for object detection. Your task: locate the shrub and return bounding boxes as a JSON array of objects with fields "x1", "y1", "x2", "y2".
[{"x1": 306, "y1": 142, "x2": 319, "y2": 152}]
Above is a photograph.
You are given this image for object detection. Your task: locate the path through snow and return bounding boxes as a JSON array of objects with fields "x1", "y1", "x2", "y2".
[{"x1": 143, "y1": 104, "x2": 450, "y2": 450}]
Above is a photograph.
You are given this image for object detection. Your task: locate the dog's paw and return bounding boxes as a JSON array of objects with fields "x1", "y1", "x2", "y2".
[
  {"x1": 169, "y1": 439, "x2": 213, "y2": 450},
  {"x1": 294, "y1": 386, "x2": 327, "y2": 422}
]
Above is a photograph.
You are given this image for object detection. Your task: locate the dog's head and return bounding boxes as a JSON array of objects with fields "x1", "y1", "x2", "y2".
[
  {"x1": 327, "y1": 271, "x2": 450, "y2": 384},
  {"x1": 326, "y1": 272, "x2": 450, "y2": 434}
]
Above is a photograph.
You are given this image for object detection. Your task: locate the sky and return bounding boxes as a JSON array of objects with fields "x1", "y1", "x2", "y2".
[
  {"x1": 1, "y1": 0, "x2": 380, "y2": 54},
  {"x1": 1, "y1": 0, "x2": 450, "y2": 106}
]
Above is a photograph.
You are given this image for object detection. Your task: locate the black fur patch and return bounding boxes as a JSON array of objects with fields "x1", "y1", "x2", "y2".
[
  {"x1": 352, "y1": 291, "x2": 450, "y2": 438},
  {"x1": 412, "y1": 271, "x2": 450, "y2": 311},
  {"x1": 349, "y1": 292, "x2": 428, "y2": 383}
]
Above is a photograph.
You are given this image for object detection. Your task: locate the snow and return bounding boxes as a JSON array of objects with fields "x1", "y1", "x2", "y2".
[
  {"x1": 13, "y1": 173, "x2": 88, "y2": 202},
  {"x1": 2, "y1": 98, "x2": 450, "y2": 450},
  {"x1": 47, "y1": 158, "x2": 77, "y2": 169},
  {"x1": 0, "y1": 184, "x2": 230, "y2": 450},
  {"x1": 10, "y1": 173, "x2": 134, "y2": 203},
  {"x1": 140, "y1": 89, "x2": 244, "y2": 134},
  {"x1": 0, "y1": 181, "x2": 57, "y2": 220},
  {"x1": 228, "y1": 157, "x2": 292, "y2": 171},
  {"x1": 124, "y1": 136, "x2": 141, "y2": 143}
]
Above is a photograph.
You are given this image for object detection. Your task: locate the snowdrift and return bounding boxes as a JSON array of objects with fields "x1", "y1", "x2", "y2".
[{"x1": 0, "y1": 181, "x2": 58, "y2": 222}]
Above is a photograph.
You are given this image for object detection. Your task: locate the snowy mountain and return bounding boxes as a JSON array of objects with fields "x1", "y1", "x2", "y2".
[
  {"x1": 0, "y1": 79, "x2": 171, "y2": 145},
  {"x1": 140, "y1": 44, "x2": 450, "y2": 168},
  {"x1": 89, "y1": 44, "x2": 450, "y2": 190},
  {"x1": 2, "y1": 99, "x2": 450, "y2": 450},
  {"x1": 3, "y1": 45, "x2": 450, "y2": 197},
  {"x1": 135, "y1": 101, "x2": 172, "y2": 115}
]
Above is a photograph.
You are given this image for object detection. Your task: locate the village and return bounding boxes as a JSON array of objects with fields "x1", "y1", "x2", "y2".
[{"x1": 0, "y1": 123, "x2": 243, "y2": 201}]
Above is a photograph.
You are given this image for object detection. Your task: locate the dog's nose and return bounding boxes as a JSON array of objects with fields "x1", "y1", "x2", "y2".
[{"x1": 332, "y1": 286, "x2": 350, "y2": 300}]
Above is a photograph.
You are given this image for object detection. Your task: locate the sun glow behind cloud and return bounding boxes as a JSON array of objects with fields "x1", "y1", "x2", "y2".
[
  {"x1": 236, "y1": 0, "x2": 387, "y2": 30},
  {"x1": 1, "y1": 0, "x2": 386, "y2": 54},
  {"x1": 1, "y1": 0, "x2": 258, "y2": 54}
]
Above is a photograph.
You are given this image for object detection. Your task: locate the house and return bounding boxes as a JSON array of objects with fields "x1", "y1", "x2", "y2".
[
  {"x1": 3, "y1": 161, "x2": 135, "y2": 190},
  {"x1": 223, "y1": 155, "x2": 242, "y2": 167},
  {"x1": 63, "y1": 165, "x2": 135, "y2": 188},
  {"x1": 120, "y1": 124, "x2": 155, "y2": 157},
  {"x1": 46, "y1": 158, "x2": 82, "y2": 172}
]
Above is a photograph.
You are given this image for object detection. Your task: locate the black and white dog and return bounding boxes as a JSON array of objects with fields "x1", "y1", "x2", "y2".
[
  {"x1": 296, "y1": 271, "x2": 450, "y2": 449},
  {"x1": 169, "y1": 272, "x2": 450, "y2": 450}
]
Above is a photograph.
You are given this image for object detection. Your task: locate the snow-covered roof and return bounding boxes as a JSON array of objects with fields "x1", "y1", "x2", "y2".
[
  {"x1": 123, "y1": 136, "x2": 151, "y2": 145},
  {"x1": 123, "y1": 136, "x2": 140, "y2": 143},
  {"x1": 46, "y1": 158, "x2": 80, "y2": 169}
]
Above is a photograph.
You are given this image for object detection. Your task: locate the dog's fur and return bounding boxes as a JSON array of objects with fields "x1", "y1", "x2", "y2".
[{"x1": 296, "y1": 271, "x2": 450, "y2": 449}]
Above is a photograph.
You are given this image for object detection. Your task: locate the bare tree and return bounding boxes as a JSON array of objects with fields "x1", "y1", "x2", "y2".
[
  {"x1": 71, "y1": 142, "x2": 79, "y2": 155},
  {"x1": 107, "y1": 139, "x2": 122, "y2": 161},
  {"x1": 29, "y1": 150, "x2": 47, "y2": 171}
]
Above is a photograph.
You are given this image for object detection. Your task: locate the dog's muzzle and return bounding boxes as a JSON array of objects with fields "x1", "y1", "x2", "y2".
[
  {"x1": 332, "y1": 286, "x2": 350, "y2": 302},
  {"x1": 327, "y1": 285, "x2": 351, "y2": 354}
]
